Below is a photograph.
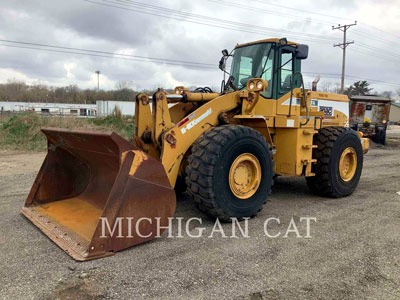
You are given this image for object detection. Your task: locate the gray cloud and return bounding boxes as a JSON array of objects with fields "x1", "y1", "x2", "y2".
[{"x1": 0, "y1": 0, "x2": 398, "y2": 93}]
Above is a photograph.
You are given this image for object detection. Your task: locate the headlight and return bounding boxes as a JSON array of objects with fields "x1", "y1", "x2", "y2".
[
  {"x1": 247, "y1": 79, "x2": 267, "y2": 92},
  {"x1": 383, "y1": 120, "x2": 387, "y2": 124}
]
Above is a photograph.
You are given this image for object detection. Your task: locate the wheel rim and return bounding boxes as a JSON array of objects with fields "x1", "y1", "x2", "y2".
[
  {"x1": 229, "y1": 153, "x2": 261, "y2": 199},
  {"x1": 339, "y1": 147, "x2": 357, "y2": 182}
]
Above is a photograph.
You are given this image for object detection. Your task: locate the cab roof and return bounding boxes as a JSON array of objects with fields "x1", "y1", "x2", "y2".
[{"x1": 235, "y1": 38, "x2": 298, "y2": 49}]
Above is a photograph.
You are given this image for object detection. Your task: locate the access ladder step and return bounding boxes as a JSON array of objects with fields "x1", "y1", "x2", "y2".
[
  {"x1": 302, "y1": 130, "x2": 318, "y2": 135},
  {"x1": 301, "y1": 159, "x2": 317, "y2": 164},
  {"x1": 302, "y1": 145, "x2": 318, "y2": 149}
]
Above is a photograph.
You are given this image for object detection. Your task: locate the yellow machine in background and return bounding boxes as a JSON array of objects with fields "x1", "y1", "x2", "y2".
[{"x1": 22, "y1": 38, "x2": 369, "y2": 260}]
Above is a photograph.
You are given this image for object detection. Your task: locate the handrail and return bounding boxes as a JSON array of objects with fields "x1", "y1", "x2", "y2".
[{"x1": 288, "y1": 72, "x2": 309, "y2": 127}]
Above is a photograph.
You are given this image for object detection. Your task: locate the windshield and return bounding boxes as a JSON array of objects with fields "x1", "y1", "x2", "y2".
[{"x1": 230, "y1": 43, "x2": 274, "y2": 98}]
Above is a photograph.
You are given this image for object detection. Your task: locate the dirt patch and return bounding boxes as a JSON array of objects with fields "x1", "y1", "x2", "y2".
[
  {"x1": 42, "y1": 273, "x2": 107, "y2": 300},
  {"x1": 0, "y1": 150, "x2": 45, "y2": 176}
]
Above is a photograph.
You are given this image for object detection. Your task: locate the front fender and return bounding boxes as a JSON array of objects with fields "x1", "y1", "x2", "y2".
[{"x1": 160, "y1": 92, "x2": 242, "y2": 186}]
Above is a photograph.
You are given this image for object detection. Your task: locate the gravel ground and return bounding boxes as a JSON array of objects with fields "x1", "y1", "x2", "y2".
[{"x1": 0, "y1": 132, "x2": 399, "y2": 300}]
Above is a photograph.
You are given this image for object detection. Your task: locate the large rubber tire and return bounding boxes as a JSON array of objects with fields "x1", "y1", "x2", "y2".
[
  {"x1": 174, "y1": 176, "x2": 187, "y2": 195},
  {"x1": 306, "y1": 127, "x2": 363, "y2": 198},
  {"x1": 186, "y1": 125, "x2": 273, "y2": 221},
  {"x1": 373, "y1": 128, "x2": 386, "y2": 145}
]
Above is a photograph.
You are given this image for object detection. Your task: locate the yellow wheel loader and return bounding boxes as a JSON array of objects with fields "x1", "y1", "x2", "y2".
[{"x1": 22, "y1": 38, "x2": 369, "y2": 260}]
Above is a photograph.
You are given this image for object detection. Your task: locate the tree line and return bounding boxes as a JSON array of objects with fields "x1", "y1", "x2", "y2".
[
  {"x1": 0, "y1": 79, "x2": 398, "y2": 104},
  {"x1": 0, "y1": 80, "x2": 159, "y2": 104},
  {"x1": 316, "y1": 80, "x2": 399, "y2": 99}
]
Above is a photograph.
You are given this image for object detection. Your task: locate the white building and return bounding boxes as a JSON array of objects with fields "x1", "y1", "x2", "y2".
[
  {"x1": 0, "y1": 100, "x2": 137, "y2": 117},
  {"x1": 96, "y1": 100, "x2": 135, "y2": 117},
  {"x1": 0, "y1": 101, "x2": 96, "y2": 117}
]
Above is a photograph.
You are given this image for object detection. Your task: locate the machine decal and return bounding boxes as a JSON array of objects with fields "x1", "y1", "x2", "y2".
[
  {"x1": 281, "y1": 98, "x2": 348, "y2": 118},
  {"x1": 180, "y1": 108, "x2": 213, "y2": 134},
  {"x1": 316, "y1": 100, "x2": 349, "y2": 118},
  {"x1": 282, "y1": 99, "x2": 318, "y2": 107},
  {"x1": 319, "y1": 106, "x2": 333, "y2": 116},
  {"x1": 287, "y1": 119, "x2": 295, "y2": 127},
  {"x1": 281, "y1": 98, "x2": 301, "y2": 106}
]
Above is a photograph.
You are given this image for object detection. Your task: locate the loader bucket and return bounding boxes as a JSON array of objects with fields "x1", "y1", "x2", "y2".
[{"x1": 21, "y1": 127, "x2": 176, "y2": 261}]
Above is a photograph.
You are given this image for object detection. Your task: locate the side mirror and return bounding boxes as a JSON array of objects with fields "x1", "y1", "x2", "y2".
[
  {"x1": 222, "y1": 49, "x2": 229, "y2": 57},
  {"x1": 219, "y1": 57, "x2": 226, "y2": 71},
  {"x1": 295, "y1": 44, "x2": 309, "y2": 60}
]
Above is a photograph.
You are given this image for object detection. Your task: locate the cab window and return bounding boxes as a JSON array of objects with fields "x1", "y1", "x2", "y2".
[
  {"x1": 280, "y1": 50, "x2": 294, "y2": 95},
  {"x1": 230, "y1": 43, "x2": 275, "y2": 98},
  {"x1": 260, "y1": 54, "x2": 274, "y2": 98}
]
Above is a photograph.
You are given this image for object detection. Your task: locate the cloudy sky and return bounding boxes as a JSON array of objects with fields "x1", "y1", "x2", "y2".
[{"x1": 0, "y1": 0, "x2": 399, "y2": 94}]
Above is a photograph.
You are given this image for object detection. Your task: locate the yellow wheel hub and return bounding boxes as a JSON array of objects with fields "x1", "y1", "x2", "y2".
[
  {"x1": 229, "y1": 153, "x2": 261, "y2": 199},
  {"x1": 339, "y1": 147, "x2": 357, "y2": 182}
]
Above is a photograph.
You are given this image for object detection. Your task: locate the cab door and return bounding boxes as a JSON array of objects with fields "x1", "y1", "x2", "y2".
[{"x1": 277, "y1": 46, "x2": 301, "y2": 99}]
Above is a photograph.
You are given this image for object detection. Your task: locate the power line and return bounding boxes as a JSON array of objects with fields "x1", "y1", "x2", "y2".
[
  {"x1": 237, "y1": 0, "x2": 400, "y2": 41},
  {"x1": 207, "y1": 0, "x2": 333, "y2": 26},
  {"x1": 240, "y1": 0, "x2": 351, "y2": 22},
  {"x1": 0, "y1": 39, "x2": 214, "y2": 67},
  {"x1": 90, "y1": 0, "x2": 400, "y2": 67},
  {"x1": 303, "y1": 72, "x2": 400, "y2": 88},
  {"x1": 208, "y1": 0, "x2": 400, "y2": 62},
  {"x1": 83, "y1": 0, "x2": 339, "y2": 45},
  {"x1": 354, "y1": 41, "x2": 400, "y2": 60},
  {"x1": 349, "y1": 47, "x2": 400, "y2": 65},
  {"x1": 227, "y1": 0, "x2": 400, "y2": 56},
  {"x1": 358, "y1": 22, "x2": 400, "y2": 41},
  {"x1": 212, "y1": 0, "x2": 400, "y2": 54},
  {"x1": 0, "y1": 43, "x2": 217, "y2": 70},
  {"x1": 351, "y1": 30, "x2": 400, "y2": 49},
  {"x1": 0, "y1": 39, "x2": 217, "y2": 69},
  {"x1": 111, "y1": 0, "x2": 336, "y2": 40}
]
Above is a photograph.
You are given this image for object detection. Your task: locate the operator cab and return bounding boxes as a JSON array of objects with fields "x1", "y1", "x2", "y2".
[{"x1": 220, "y1": 38, "x2": 308, "y2": 99}]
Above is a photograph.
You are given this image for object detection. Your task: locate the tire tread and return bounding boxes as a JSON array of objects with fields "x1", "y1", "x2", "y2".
[
  {"x1": 186, "y1": 125, "x2": 273, "y2": 221},
  {"x1": 306, "y1": 126, "x2": 358, "y2": 198}
]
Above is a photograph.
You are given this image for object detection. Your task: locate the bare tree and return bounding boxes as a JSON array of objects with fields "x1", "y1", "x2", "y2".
[
  {"x1": 319, "y1": 81, "x2": 332, "y2": 92},
  {"x1": 5, "y1": 79, "x2": 27, "y2": 101},
  {"x1": 115, "y1": 80, "x2": 133, "y2": 90},
  {"x1": 381, "y1": 91, "x2": 394, "y2": 99}
]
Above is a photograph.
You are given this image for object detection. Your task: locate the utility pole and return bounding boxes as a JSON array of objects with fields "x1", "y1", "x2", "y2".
[
  {"x1": 95, "y1": 70, "x2": 101, "y2": 90},
  {"x1": 332, "y1": 21, "x2": 357, "y2": 93}
]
